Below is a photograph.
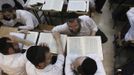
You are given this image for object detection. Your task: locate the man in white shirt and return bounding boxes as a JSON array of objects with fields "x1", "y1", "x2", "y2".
[
  {"x1": 0, "y1": 0, "x2": 24, "y2": 10},
  {"x1": 0, "y1": 4, "x2": 39, "y2": 30},
  {"x1": 65, "y1": 54, "x2": 106, "y2": 75},
  {"x1": 125, "y1": 7, "x2": 134, "y2": 41},
  {"x1": 52, "y1": 13, "x2": 107, "y2": 43},
  {"x1": 26, "y1": 32, "x2": 65, "y2": 75},
  {"x1": 0, "y1": 36, "x2": 27, "y2": 75}
]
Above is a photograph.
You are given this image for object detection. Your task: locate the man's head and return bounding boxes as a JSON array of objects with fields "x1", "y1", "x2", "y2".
[
  {"x1": 0, "y1": 37, "x2": 19, "y2": 55},
  {"x1": 67, "y1": 12, "x2": 81, "y2": 35},
  {"x1": 71, "y1": 56, "x2": 97, "y2": 75},
  {"x1": 2, "y1": 4, "x2": 16, "y2": 21},
  {"x1": 26, "y1": 46, "x2": 53, "y2": 69}
]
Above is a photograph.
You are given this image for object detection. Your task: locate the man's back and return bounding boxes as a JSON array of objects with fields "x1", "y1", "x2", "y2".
[
  {"x1": 0, "y1": 53, "x2": 27, "y2": 75},
  {"x1": 26, "y1": 54, "x2": 64, "y2": 75}
]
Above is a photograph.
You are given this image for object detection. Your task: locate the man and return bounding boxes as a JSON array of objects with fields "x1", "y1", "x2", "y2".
[
  {"x1": 0, "y1": 4, "x2": 39, "y2": 30},
  {"x1": 26, "y1": 32, "x2": 65, "y2": 75},
  {"x1": 65, "y1": 54, "x2": 106, "y2": 75},
  {"x1": 0, "y1": 36, "x2": 27, "y2": 75},
  {"x1": 52, "y1": 13, "x2": 108, "y2": 43}
]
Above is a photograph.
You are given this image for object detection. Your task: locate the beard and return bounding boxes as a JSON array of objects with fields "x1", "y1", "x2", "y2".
[
  {"x1": 69, "y1": 25, "x2": 81, "y2": 36},
  {"x1": 69, "y1": 29, "x2": 80, "y2": 35}
]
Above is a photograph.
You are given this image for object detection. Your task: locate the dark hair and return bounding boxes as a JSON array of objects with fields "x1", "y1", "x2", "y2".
[
  {"x1": 26, "y1": 46, "x2": 50, "y2": 66},
  {"x1": 67, "y1": 12, "x2": 79, "y2": 20},
  {"x1": 77, "y1": 57, "x2": 97, "y2": 75},
  {"x1": 0, "y1": 37, "x2": 14, "y2": 55},
  {"x1": 2, "y1": 4, "x2": 14, "y2": 12}
]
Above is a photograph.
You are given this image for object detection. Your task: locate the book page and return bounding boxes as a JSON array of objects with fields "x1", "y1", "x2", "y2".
[
  {"x1": 83, "y1": 36, "x2": 103, "y2": 60},
  {"x1": 9, "y1": 32, "x2": 25, "y2": 49},
  {"x1": 67, "y1": 36, "x2": 103, "y2": 60},
  {"x1": 67, "y1": 0, "x2": 87, "y2": 12},
  {"x1": 37, "y1": 33, "x2": 67, "y2": 53},
  {"x1": 27, "y1": 0, "x2": 45, "y2": 5},
  {"x1": 67, "y1": 37, "x2": 83, "y2": 55},
  {"x1": 42, "y1": 0, "x2": 64, "y2": 11},
  {"x1": 23, "y1": 31, "x2": 39, "y2": 50}
]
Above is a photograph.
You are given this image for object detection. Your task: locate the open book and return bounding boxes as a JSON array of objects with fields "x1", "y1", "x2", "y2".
[
  {"x1": 23, "y1": 31, "x2": 39, "y2": 49},
  {"x1": 67, "y1": 36, "x2": 103, "y2": 60},
  {"x1": 37, "y1": 32, "x2": 67, "y2": 53},
  {"x1": 67, "y1": 0, "x2": 89, "y2": 12},
  {"x1": 9, "y1": 32, "x2": 67, "y2": 53},
  {"x1": 41, "y1": 0, "x2": 64, "y2": 11}
]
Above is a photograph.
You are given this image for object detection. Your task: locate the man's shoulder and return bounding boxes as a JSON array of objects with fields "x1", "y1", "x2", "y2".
[
  {"x1": 16, "y1": 10, "x2": 24, "y2": 13},
  {"x1": 52, "y1": 23, "x2": 68, "y2": 32},
  {"x1": 79, "y1": 15, "x2": 90, "y2": 19},
  {"x1": 55, "y1": 23, "x2": 68, "y2": 28},
  {"x1": 16, "y1": 10, "x2": 30, "y2": 15}
]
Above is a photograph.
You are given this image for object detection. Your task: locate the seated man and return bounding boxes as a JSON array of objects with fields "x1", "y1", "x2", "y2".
[
  {"x1": 52, "y1": 13, "x2": 108, "y2": 43},
  {"x1": 26, "y1": 32, "x2": 65, "y2": 75},
  {"x1": 0, "y1": 4, "x2": 39, "y2": 30},
  {"x1": 0, "y1": 36, "x2": 27, "y2": 75},
  {"x1": 65, "y1": 54, "x2": 106, "y2": 75}
]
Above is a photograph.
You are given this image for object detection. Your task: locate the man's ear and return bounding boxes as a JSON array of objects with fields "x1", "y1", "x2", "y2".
[{"x1": 8, "y1": 47, "x2": 15, "y2": 54}]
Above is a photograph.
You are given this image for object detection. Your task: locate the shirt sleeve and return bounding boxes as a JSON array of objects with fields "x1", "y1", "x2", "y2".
[
  {"x1": 54, "y1": 54, "x2": 64, "y2": 68},
  {"x1": 52, "y1": 23, "x2": 69, "y2": 34},
  {"x1": 18, "y1": 15, "x2": 35, "y2": 30},
  {"x1": 85, "y1": 16, "x2": 98, "y2": 32},
  {"x1": 65, "y1": 55, "x2": 77, "y2": 75}
]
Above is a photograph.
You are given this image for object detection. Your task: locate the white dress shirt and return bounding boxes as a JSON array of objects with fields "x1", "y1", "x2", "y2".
[
  {"x1": 0, "y1": 52, "x2": 27, "y2": 75},
  {"x1": 0, "y1": 0, "x2": 24, "y2": 10},
  {"x1": 26, "y1": 54, "x2": 64, "y2": 75},
  {"x1": 52, "y1": 15, "x2": 98, "y2": 36},
  {"x1": 65, "y1": 54, "x2": 106, "y2": 75},
  {"x1": 125, "y1": 7, "x2": 134, "y2": 41},
  {"x1": 1, "y1": 10, "x2": 39, "y2": 30}
]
